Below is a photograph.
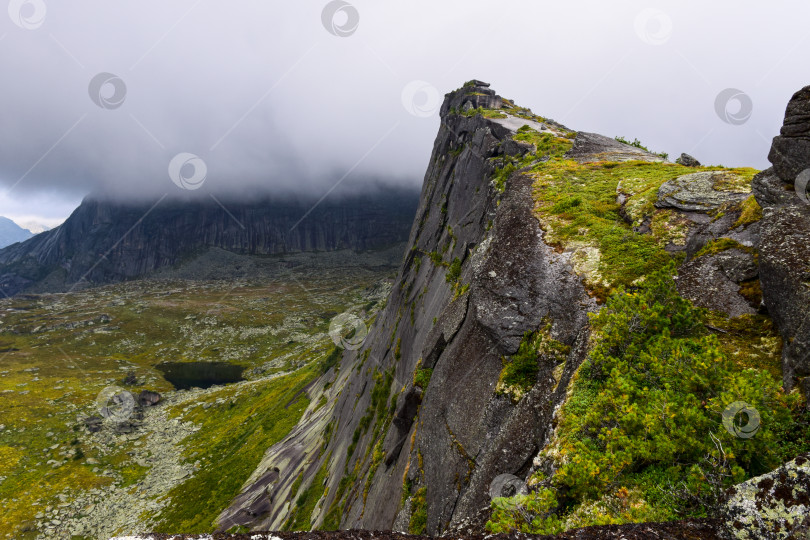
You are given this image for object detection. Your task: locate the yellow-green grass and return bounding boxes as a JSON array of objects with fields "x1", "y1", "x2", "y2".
[
  {"x1": 0, "y1": 269, "x2": 387, "y2": 538},
  {"x1": 152, "y1": 364, "x2": 318, "y2": 532},
  {"x1": 529, "y1": 160, "x2": 759, "y2": 296}
]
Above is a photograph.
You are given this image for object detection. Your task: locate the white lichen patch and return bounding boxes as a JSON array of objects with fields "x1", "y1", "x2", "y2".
[{"x1": 723, "y1": 453, "x2": 810, "y2": 539}]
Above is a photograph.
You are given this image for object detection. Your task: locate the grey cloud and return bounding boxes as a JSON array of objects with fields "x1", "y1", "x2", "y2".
[{"x1": 0, "y1": 0, "x2": 807, "y2": 216}]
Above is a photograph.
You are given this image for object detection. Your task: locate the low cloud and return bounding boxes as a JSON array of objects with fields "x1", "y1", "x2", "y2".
[{"x1": 0, "y1": 0, "x2": 807, "y2": 218}]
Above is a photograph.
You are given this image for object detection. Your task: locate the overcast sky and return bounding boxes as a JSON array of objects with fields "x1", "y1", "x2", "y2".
[{"x1": 0, "y1": 1, "x2": 807, "y2": 226}]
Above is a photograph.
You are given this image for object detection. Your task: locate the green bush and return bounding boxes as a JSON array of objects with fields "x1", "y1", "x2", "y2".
[{"x1": 487, "y1": 268, "x2": 801, "y2": 533}]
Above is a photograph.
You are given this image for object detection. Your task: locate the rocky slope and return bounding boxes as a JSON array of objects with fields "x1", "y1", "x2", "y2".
[
  {"x1": 198, "y1": 82, "x2": 806, "y2": 538},
  {"x1": 0, "y1": 187, "x2": 418, "y2": 297}
]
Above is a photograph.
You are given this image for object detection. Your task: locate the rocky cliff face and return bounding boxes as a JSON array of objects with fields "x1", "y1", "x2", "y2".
[
  {"x1": 0, "y1": 188, "x2": 418, "y2": 296},
  {"x1": 215, "y1": 82, "x2": 809, "y2": 538},
  {"x1": 217, "y1": 82, "x2": 598, "y2": 534},
  {"x1": 754, "y1": 85, "x2": 810, "y2": 392}
]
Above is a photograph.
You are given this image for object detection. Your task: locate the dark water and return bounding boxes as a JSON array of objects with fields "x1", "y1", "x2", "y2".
[{"x1": 156, "y1": 361, "x2": 245, "y2": 390}]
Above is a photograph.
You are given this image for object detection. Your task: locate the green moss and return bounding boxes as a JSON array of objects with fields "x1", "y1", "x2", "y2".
[
  {"x1": 446, "y1": 257, "x2": 462, "y2": 284},
  {"x1": 408, "y1": 487, "x2": 428, "y2": 534},
  {"x1": 533, "y1": 160, "x2": 682, "y2": 296},
  {"x1": 496, "y1": 322, "x2": 569, "y2": 401},
  {"x1": 695, "y1": 237, "x2": 753, "y2": 259},
  {"x1": 428, "y1": 251, "x2": 445, "y2": 267},
  {"x1": 413, "y1": 368, "x2": 433, "y2": 390},
  {"x1": 734, "y1": 195, "x2": 763, "y2": 228},
  {"x1": 528, "y1": 160, "x2": 757, "y2": 297}
]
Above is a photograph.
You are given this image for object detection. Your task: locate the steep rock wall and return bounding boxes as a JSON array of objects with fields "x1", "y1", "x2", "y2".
[{"x1": 218, "y1": 83, "x2": 596, "y2": 534}]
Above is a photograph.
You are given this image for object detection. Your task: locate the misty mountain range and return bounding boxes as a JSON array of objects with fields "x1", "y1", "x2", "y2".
[
  {"x1": 0, "y1": 187, "x2": 419, "y2": 296},
  {"x1": 0, "y1": 216, "x2": 48, "y2": 249}
]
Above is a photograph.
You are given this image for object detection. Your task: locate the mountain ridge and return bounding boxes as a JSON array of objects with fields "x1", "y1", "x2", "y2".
[
  {"x1": 213, "y1": 81, "x2": 809, "y2": 538},
  {"x1": 0, "y1": 187, "x2": 419, "y2": 296},
  {"x1": 0, "y1": 216, "x2": 34, "y2": 249}
]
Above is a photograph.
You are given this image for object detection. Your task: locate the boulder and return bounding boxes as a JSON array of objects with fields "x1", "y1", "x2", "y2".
[
  {"x1": 768, "y1": 85, "x2": 810, "y2": 183},
  {"x1": 656, "y1": 172, "x2": 749, "y2": 212},
  {"x1": 723, "y1": 453, "x2": 810, "y2": 539},
  {"x1": 138, "y1": 390, "x2": 161, "y2": 407},
  {"x1": 677, "y1": 249, "x2": 758, "y2": 318},
  {"x1": 676, "y1": 153, "x2": 701, "y2": 167},
  {"x1": 82, "y1": 416, "x2": 102, "y2": 433}
]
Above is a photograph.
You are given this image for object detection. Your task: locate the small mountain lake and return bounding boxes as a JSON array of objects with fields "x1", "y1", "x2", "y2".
[{"x1": 156, "y1": 361, "x2": 246, "y2": 390}]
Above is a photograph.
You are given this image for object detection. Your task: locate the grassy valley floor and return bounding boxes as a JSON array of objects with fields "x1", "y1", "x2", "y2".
[{"x1": 0, "y1": 263, "x2": 394, "y2": 539}]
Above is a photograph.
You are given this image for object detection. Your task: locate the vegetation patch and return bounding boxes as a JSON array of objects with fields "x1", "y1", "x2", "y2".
[
  {"x1": 694, "y1": 237, "x2": 754, "y2": 259},
  {"x1": 733, "y1": 195, "x2": 763, "y2": 228},
  {"x1": 486, "y1": 268, "x2": 806, "y2": 534},
  {"x1": 408, "y1": 486, "x2": 428, "y2": 534},
  {"x1": 496, "y1": 321, "x2": 569, "y2": 402},
  {"x1": 153, "y1": 365, "x2": 316, "y2": 533},
  {"x1": 413, "y1": 368, "x2": 433, "y2": 390}
]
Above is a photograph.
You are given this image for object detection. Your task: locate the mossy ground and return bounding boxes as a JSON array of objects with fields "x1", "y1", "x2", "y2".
[
  {"x1": 0, "y1": 266, "x2": 391, "y2": 539},
  {"x1": 485, "y1": 113, "x2": 803, "y2": 535},
  {"x1": 528, "y1": 159, "x2": 757, "y2": 297}
]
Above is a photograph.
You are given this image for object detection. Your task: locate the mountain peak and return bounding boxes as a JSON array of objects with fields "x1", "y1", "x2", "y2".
[{"x1": 0, "y1": 216, "x2": 34, "y2": 248}]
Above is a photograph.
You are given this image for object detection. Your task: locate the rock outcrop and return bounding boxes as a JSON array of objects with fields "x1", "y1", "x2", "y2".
[
  {"x1": 753, "y1": 85, "x2": 810, "y2": 391},
  {"x1": 723, "y1": 453, "x2": 810, "y2": 539},
  {"x1": 213, "y1": 82, "x2": 808, "y2": 539},
  {"x1": 566, "y1": 132, "x2": 665, "y2": 163},
  {"x1": 769, "y1": 86, "x2": 810, "y2": 184},
  {"x1": 0, "y1": 188, "x2": 418, "y2": 297},
  {"x1": 217, "y1": 83, "x2": 595, "y2": 534}
]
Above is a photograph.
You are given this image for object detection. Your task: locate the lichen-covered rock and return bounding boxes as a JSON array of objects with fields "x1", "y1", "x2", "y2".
[
  {"x1": 723, "y1": 453, "x2": 810, "y2": 539},
  {"x1": 757, "y1": 203, "x2": 810, "y2": 388},
  {"x1": 676, "y1": 249, "x2": 757, "y2": 318},
  {"x1": 655, "y1": 172, "x2": 749, "y2": 212},
  {"x1": 676, "y1": 153, "x2": 702, "y2": 167}
]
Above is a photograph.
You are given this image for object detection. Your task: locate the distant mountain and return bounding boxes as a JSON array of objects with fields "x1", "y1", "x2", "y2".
[
  {"x1": 0, "y1": 217, "x2": 34, "y2": 248},
  {"x1": 0, "y1": 187, "x2": 419, "y2": 296},
  {"x1": 17, "y1": 221, "x2": 51, "y2": 234}
]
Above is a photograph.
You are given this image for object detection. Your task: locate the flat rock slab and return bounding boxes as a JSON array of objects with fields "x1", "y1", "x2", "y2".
[
  {"x1": 565, "y1": 132, "x2": 665, "y2": 163},
  {"x1": 489, "y1": 115, "x2": 548, "y2": 133},
  {"x1": 656, "y1": 171, "x2": 749, "y2": 212},
  {"x1": 110, "y1": 519, "x2": 724, "y2": 539}
]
